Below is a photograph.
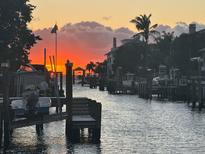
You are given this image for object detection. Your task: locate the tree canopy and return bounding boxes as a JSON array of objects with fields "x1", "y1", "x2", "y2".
[
  {"x1": 109, "y1": 14, "x2": 205, "y2": 78},
  {"x1": 171, "y1": 31, "x2": 205, "y2": 75},
  {"x1": 113, "y1": 40, "x2": 146, "y2": 74},
  {"x1": 0, "y1": 0, "x2": 40, "y2": 70},
  {"x1": 86, "y1": 61, "x2": 96, "y2": 74},
  {"x1": 112, "y1": 26, "x2": 205, "y2": 77}
]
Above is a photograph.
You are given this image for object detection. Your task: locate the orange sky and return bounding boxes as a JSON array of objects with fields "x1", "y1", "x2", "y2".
[
  {"x1": 28, "y1": 0, "x2": 205, "y2": 72},
  {"x1": 29, "y1": 24, "x2": 112, "y2": 73},
  {"x1": 30, "y1": 37, "x2": 105, "y2": 73}
]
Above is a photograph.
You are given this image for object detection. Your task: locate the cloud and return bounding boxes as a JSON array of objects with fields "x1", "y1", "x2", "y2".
[
  {"x1": 30, "y1": 21, "x2": 134, "y2": 67},
  {"x1": 156, "y1": 22, "x2": 205, "y2": 36},
  {"x1": 102, "y1": 16, "x2": 112, "y2": 21},
  {"x1": 30, "y1": 21, "x2": 205, "y2": 69}
]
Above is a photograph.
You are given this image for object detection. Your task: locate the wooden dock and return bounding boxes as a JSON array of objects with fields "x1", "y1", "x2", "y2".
[{"x1": 0, "y1": 60, "x2": 102, "y2": 148}]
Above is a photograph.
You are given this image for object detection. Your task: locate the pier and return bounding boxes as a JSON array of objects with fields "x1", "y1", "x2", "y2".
[{"x1": 0, "y1": 60, "x2": 102, "y2": 148}]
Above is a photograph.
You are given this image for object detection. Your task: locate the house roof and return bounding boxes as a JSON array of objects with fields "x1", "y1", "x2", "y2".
[
  {"x1": 74, "y1": 67, "x2": 85, "y2": 71},
  {"x1": 105, "y1": 47, "x2": 119, "y2": 56}
]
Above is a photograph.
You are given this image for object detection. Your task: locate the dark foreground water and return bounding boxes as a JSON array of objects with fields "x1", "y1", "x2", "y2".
[{"x1": 3, "y1": 85, "x2": 205, "y2": 153}]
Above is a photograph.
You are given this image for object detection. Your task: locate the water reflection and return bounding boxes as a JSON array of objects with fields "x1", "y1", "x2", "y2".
[
  {"x1": 2, "y1": 85, "x2": 205, "y2": 153},
  {"x1": 7, "y1": 122, "x2": 102, "y2": 154}
]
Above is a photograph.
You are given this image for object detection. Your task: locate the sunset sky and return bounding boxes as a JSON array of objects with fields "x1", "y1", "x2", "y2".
[{"x1": 29, "y1": 0, "x2": 205, "y2": 72}]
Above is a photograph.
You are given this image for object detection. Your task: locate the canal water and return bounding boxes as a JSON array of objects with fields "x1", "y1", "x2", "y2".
[{"x1": 4, "y1": 85, "x2": 205, "y2": 153}]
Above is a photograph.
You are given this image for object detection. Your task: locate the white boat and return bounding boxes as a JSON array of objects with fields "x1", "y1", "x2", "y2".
[
  {"x1": 11, "y1": 97, "x2": 51, "y2": 117},
  {"x1": 122, "y1": 73, "x2": 136, "y2": 88}
]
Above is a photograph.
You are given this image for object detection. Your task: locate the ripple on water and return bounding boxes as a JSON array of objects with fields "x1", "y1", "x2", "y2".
[{"x1": 3, "y1": 85, "x2": 205, "y2": 154}]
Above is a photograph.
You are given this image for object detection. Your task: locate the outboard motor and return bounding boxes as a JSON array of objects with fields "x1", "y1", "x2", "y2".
[
  {"x1": 26, "y1": 91, "x2": 39, "y2": 114},
  {"x1": 22, "y1": 85, "x2": 39, "y2": 116}
]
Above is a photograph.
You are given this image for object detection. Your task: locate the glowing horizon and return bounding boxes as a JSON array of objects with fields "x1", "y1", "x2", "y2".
[{"x1": 29, "y1": 0, "x2": 205, "y2": 72}]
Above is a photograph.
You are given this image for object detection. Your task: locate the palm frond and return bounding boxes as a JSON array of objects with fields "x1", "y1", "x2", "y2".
[
  {"x1": 150, "y1": 24, "x2": 158, "y2": 29},
  {"x1": 148, "y1": 14, "x2": 152, "y2": 19},
  {"x1": 130, "y1": 19, "x2": 137, "y2": 23}
]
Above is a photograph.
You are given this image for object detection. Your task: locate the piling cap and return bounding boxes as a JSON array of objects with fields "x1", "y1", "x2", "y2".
[{"x1": 66, "y1": 61, "x2": 73, "y2": 67}]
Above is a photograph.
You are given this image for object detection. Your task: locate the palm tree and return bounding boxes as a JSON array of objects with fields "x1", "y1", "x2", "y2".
[
  {"x1": 130, "y1": 14, "x2": 158, "y2": 44},
  {"x1": 130, "y1": 14, "x2": 158, "y2": 69},
  {"x1": 86, "y1": 61, "x2": 96, "y2": 75},
  {"x1": 94, "y1": 61, "x2": 107, "y2": 75}
]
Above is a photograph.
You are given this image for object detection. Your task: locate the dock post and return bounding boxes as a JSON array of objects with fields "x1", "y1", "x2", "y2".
[
  {"x1": 89, "y1": 101, "x2": 102, "y2": 142},
  {"x1": 65, "y1": 60, "x2": 73, "y2": 140},
  {"x1": 81, "y1": 70, "x2": 85, "y2": 86},
  {"x1": 94, "y1": 103, "x2": 102, "y2": 142},
  {"x1": 73, "y1": 70, "x2": 75, "y2": 84},
  {"x1": 44, "y1": 48, "x2": 47, "y2": 67},
  {"x1": 191, "y1": 81, "x2": 197, "y2": 108},
  {"x1": 59, "y1": 72, "x2": 64, "y2": 97},
  {"x1": 36, "y1": 123, "x2": 43, "y2": 135},
  {"x1": 0, "y1": 108, "x2": 2, "y2": 147},
  {"x1": 2, "y1": 65, "x2": 11, "y2": 148},
  {"x1": 198, "y1": 60, "x2": 203, "y2": 111}
]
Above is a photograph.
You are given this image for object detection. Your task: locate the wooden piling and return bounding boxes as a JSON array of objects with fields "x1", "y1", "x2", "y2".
[
  {"x1": 44, "y1": 48, "x2": 47, "y2": 67},
  {"x1": 3, "y1": 68, "x2": 11, "y2": 148},
  {"x1": 59, "y1": 72, "x2": 64, "y2": 97},
  {"x1": 0, "y1": 107, "x2": 2, "y2": 147},
  {"x1": 65, "y1": 60, "x2": 73, "y2": 139},
  {"x1": 36, "y1": 124, "x2": 43, "y2": 135},
  {"x1": 89, "y1": 100, "x2": 102, "y2": 142},
  {"x1": 73, "y1": 70, "x2": 75, "y2": 84},
  {"x1": 82, "y1": 70, "x2": 85, "y2": 86},
  {"x1": 36, "y1": 114, "x2": 44, "y2": 135}
]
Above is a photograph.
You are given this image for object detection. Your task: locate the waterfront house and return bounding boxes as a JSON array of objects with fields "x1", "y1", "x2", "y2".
[
  {"x1": 199, "y1": 48, "x2": 205, "y2": 101},
  {"x1": 105, "y1": 37, "x2": 118, "y2": 79}
]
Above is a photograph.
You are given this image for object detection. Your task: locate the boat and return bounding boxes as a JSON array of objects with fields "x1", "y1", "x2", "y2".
[
  {"x1": 10, "y1": 64, "x2": 54, "y2": 117},
  {"x1": 11, "y1": 97, "x2": 51, "y2": 117}
]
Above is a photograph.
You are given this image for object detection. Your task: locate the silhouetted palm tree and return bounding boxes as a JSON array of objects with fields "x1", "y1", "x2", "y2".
[
  {"x1": 94, "y1": 61, "x2": 107, "y2": 75},
  {"x1": 130, "y1": 14, "x2": 158, "y2": 44},
  {"x1": 86, "y1": 61, "x2": 96, "y2": 74}
]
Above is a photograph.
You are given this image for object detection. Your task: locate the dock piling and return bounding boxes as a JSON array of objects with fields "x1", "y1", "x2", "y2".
[
  {"x1": 0, "y1": 109, "x2": 2, "y2": 147},
  {"x1": 65, "y1": 60, "x2": 73, "y2": 139},
  {"x1": 2, "y1": 67, "x2": 11, "y2": 148}
]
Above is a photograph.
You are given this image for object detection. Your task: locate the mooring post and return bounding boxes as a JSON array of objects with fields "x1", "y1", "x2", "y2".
[
  {"x1": 44, "y1": 48, "x2": 48, "y2": 81},
  {"x1": 199, "y1": 60, "x2": 203, "y2": 110},
  {"x1": 0, "y1": 107, "x2": 2, "y2": 147},
  {"x1": 65, "y1": 60, "x2": 73, "y2": 139},
  {"x1": 36, "y1": 123, "x2": 43, "y2": 135},
  {"x1": 44, "y1": 48, "x2": 47, "y2": 68},
  {"x1": 73, "y1": 70, "x2": 75, "y2": 84},
  {"x1": 82, "y1": 70, "x2": 85, "y2": 86},
  {"x1": 95, "y1": 102, "x2": 102, "y2": 142},
  {"x1": 2, "y1": 62, "x2": 11, "y2": 148},
  {"x1": 59, "y1": 72, "x2": 64, "y2": 97},
  {"x1": 89, "y1": 100, "x2": 101, "y2": 142}
]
